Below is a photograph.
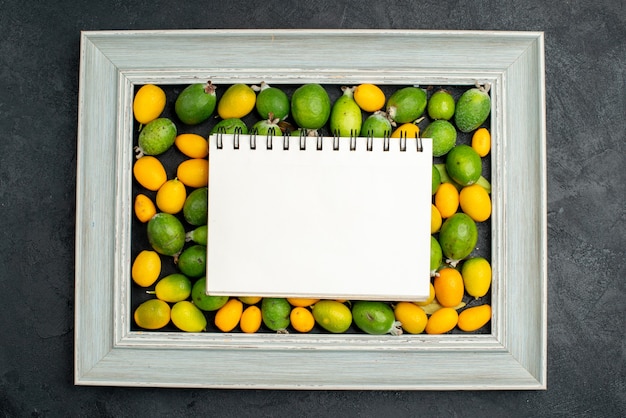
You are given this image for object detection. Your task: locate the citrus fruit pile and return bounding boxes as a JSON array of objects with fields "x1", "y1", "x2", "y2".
[{"x1": 130, "y1": 81, "x2": 493, "y2": 335}]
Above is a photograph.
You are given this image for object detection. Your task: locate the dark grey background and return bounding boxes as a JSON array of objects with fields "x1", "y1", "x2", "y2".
[{"x1": 1, "y1": 0, "x2": 624, "y2": 416}]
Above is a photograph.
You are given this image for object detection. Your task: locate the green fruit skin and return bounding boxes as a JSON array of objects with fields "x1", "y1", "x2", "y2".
[
  {"x1": 251, "y1": 120, "x2": 282, "y2": 136},
  {"x1": 177, "y1": 244, "x2": 207, "y2": 278},
  {"x1": 386, "y1": 87, "x2": 427, "y2": 123},
  {"x1": 422, "y1": 120, "x2": 457, "y2": 157},
  {"x1": 361, "y1": 112, "x2": 392, "y2": 138},
  {"x1": 261, "y1": 298, "x2": 291, "y2": 331},
  {"x1": 186, "y1": 225, "x2": 208, "y2": 245},
  {"x1": 171, "y1": 301, "x2": 207, "y2": 332},
  {"x1": 430, "y1": 235, "x2": 443, "y2": 272},
  {"x1": 138, "y1": 118, "x2": 177, "y2": 156},
  {"x1": 155, "y1": 273, "x2": 192, "y2": 303},
  {"x1": 312, "y1": 300, "x2": 352, "y2": 333},
  {"x1": 438, "y1": 213, "x2": 478, "y2": 261},
  {"x1": 291, "y1": 84, "x2": 331, "y2": 130},
  {"x1": 175, "y1": 83, "x2": 217, "y2": 125},
  {"x1": 134, "y1": 299, "x2": 170, "y2": 330},
  {"x1": 445, "y1": 144, "x2": 482, "y2": 186},
  {"x1": 183, "y1": 187, "x2": 208, "y2": 226},
  {"x1": 329, "y1": 91, "x2": 362, "y2": 137},
  {"x1": 191, "y1": 277, "x2": 229, "y2": 311},
  {"x1": 454, "y1": 87, "x2": 491, "y2": 133},
  {"x1": 256, "y1": 87, "x2": 290, "y2": 121},
  {"x1": 434, "y1": 163, "x2": 462, "y2": 191},
  {"x1": 210, "y1": 118, "x2": 248, "y2": 135},
  {"x1": 427, "y1": 90, "x2": 455, "y2": 121},
  {"x1": 147, "y1": 213, "x2": 186, "y2": 256},
  {"x1": 431, "y1": 165, "x2": 441, "y2": 195},
  {"x1": 351, "y1": 301, "x2": 395, "y2": 335}
]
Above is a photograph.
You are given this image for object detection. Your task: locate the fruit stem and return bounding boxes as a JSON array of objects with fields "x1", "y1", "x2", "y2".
[
  {"x1": 266, "y1": 113, "x2": 280, "y2": 125},
  {"x1": 475, "y1": 82, "x2": 491, "y2": 94},
  {"x1": 133, "y1": 145, "x2": 145, "y2": 159},
  {"x1": 446, "y1": 258, "x2": 461, "y2": 268},
  {"x1": 341, "y1": 85, "x2": 355, "y2": 97},
  {"x1": 145, "y1": 290, "x2": 156, "y2": 295},
  {"x1": 251, "y1": 81, "x2": 270, "y2": 92},
  {"x1": 204, "y1": 80, "x2": 216, "y2": 95},
  {"x1": 389, "y1": 321, "x2": 403, "y2": 336},
  {"x1": 386, "y1": 107, "x2": 398, "y2": 127}
]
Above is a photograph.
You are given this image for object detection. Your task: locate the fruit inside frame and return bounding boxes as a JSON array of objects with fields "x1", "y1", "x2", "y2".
[{"x1": 130, "y1": 82, "x2": 493, "y2": 336}]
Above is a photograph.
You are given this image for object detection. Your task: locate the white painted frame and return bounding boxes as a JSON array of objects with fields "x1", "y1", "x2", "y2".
[{"x1": 75, "y1": 29, "x2": 546, "y2": 389}]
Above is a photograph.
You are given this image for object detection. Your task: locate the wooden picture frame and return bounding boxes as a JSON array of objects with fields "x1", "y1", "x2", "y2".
[{"x1": 75, "y1": 29, "x2": 547, "y2": 389}]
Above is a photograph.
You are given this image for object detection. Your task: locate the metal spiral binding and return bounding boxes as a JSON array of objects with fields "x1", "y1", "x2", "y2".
[
  {"x1": 399, "y1": 130, "x2": 406, "y2": 152},
  {"x1": 298, "y1": 129, "x2": 306, "y2": 150},
  {"x1": 266, "y1": 132, "x2": 272, "y2": 150},
  {"x1": 331, "y1": 129, "x2": 360, "y2": 151},
  {"x1": 216, "y1": 127, "x2": 224, "y2": 149},
  {"x1": 332, "y1": 130, "x2": 339, "y2": 151},
  {"x1": 364, "y1": 129, "x2": 391, "y2": 152},
  {"x1": 366, "y1": 131, "x2": 374, "y2": 152},
  {"x1": 233, "y1": 127, "x2": 240, "y2": 149},
  {"x1": 215, "y1": 126, "x2": 422, "y2": 152},
  {"x1": 215, "y1": 126, "x2": 244, "y2": 149}
]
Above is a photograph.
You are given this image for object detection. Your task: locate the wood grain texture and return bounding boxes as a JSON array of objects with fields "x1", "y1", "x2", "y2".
[{"x1": 75, "y1": 29, "x2": 547, "y2": 389}]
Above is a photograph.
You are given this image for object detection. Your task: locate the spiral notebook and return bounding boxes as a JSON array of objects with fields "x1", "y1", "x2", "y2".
[{"x1": 206, "y1": 133, "x2": 432, "y2": 301}]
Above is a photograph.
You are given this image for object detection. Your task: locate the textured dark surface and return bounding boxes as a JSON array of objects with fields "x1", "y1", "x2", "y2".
[{"x1": 1, "y1": 0, "x2": 625, "y2": 416}]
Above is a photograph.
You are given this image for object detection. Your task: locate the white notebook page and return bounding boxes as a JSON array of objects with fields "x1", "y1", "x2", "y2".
[{"x1": 206, "y1": 134, "x2": 432, "y2": 301}]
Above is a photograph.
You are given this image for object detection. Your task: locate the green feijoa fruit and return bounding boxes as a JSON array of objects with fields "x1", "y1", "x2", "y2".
[
  {"x1": 175, "y1": 82, "x2": 217, "y2": 125},
  {"x1": 445, "y1": 144, "x2": 482, "y2": 186},
  {"x1": 171, "y1": 300, "x2": 207, "y2": 332},
  {"x1": 361, "y1": 111, "x2": 392, "y2": 138},
  {"x1": 430, "y1": 235, "x2": 443, "y2": 274},
  {"x1": 422, "y1": 119, "x2": 457, "y2": 157},
  {"x1": 434, "y1": 163, "x2": 462, "y2": 191},
  {"x1": 427, "y1": 89, "x2": 456, "y2": 120},
  {"x1": 191, "y1": 277, "x2": 229, "y2": 311},
  {"x1": 261, "y1": 297, "x2": 291, "y2": 331},
  {"x1": 312, "y1": 300, "x2": 352, "y2": 333},
  {"x1": 186, "y1": 225, "x2": 207, "y2": 246},
  {"x1": 177, "y1": 244, "x2": 207, "y2": 278},
  {"x1": 250, "y1": 119, "x2": 282, "y2": 136},
  {"x1": 147, "y1": 212, "x2": 186, "y2": 256},
  {"x1": 153, "y1": 273, "x2": 192, "y2": 303},
  {"x1": 134, "y1": 299, "x2": 171, "y2": 330},
  {"x1": 351, "y1": 301, "x2": 400, "y2": 335},
  {"x1": 210, "y1": 118, "x2": 248, "y2": 135},
  {"x1": 431, "y1": 164, "x2": 441, "y2": 195},
  {"x1": 137, "y1": 117, "x2": 177, "y2": 157},
  {"x1": 438, "y1": 213, "x2": 478, "y2": 263},
  {"x1": 454, "y1": 85, "x2": 491, "y2": 133},
  {"x1": 329, "y1": 86, "x2": 362, "y2": 137},
  {"x1": 183, "y1": 187, "x2": 208, "y2": 226},
  {"x1": 290, "y1": 84, "x2": 331, "y2": 130},
  {"x1": 385, "y1": 87, "x2": 427, "y2": 124},
  {"x1": 255, "y1": 82, "x2": 290, "y2": 121}
]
